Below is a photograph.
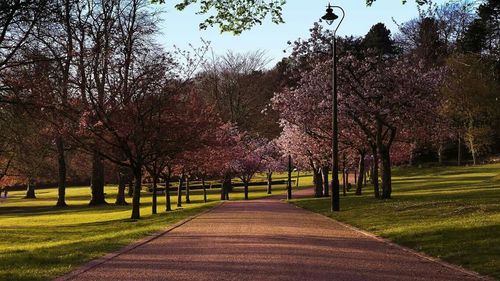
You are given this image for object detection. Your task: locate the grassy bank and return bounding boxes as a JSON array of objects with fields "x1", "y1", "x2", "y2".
[
  {"x1": 0, "y1": 174, "x2": 311, "y2": 281},
  {"x1": 291, "y1": 163, "x2": 500, "y2": 280}
]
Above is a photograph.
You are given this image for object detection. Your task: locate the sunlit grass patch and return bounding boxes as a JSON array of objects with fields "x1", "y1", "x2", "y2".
[{"x1": 0, "y1": 174, "x2": 313, "y2": 281}]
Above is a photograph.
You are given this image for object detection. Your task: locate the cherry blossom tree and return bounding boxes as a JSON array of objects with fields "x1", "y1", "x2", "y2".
[
  {"x1": 339, "y1": 54, "x2": 442, "y2": 198},
  {"x1": 274, "y1": 23, "x2": 442, "y2": 200},
  {"x1": 260, "y1": 140, "x2": 286, "y2": 194},
  {"x1": 233, "y1": 137, "x2": 267, "y2": 200}
]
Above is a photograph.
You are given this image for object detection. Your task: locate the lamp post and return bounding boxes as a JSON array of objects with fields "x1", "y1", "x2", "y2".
[
  {"x1": 287, "y1": 154, "x2": 292, "y2": 200},
  {"x1": 322, "y1": 3, "x2": 344, "y2": 212}
]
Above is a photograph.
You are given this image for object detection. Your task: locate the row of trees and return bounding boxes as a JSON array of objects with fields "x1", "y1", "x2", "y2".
[
  {"x1": 0, "y1": 0, "x2": 290, "y2": 219},
  {"x1": 1, "y1": 0, "x2": 498, "y2": 218},
  {"x1": 272, "y1": 0, "x2": 499, "y2": 200}
]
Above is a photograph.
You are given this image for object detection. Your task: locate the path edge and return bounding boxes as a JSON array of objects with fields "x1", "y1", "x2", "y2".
[
  {"x1": 54, "y1": 203, "x2": 223, "y2": 281},
  {"x1": 286, "y1": 200, "x2": 495, "y2": 281}
]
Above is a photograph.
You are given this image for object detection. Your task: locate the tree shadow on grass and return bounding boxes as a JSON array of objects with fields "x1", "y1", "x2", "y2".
[{"x1": 388, "y1": 223, "x2": 500, "y2": 280}]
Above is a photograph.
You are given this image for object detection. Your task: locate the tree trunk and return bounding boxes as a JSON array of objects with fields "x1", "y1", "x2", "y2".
[
  {"x1": 380, "y1": 146, "x2": 392, "y2": 199},
  {"x1": 438, "y1": 144, "x2": 443, "y2": 165},
  {"x1": 55, "y1": 136, "x2": 67, "y2": 207},
  {"x1": 457, "y1": 134, "x2": 462, "y2": 166},
  {"x1": 356, "y1": 152, "x2": 365, "y2": 195},
  {"x1": 366, "y1": 163, "x2": 371, "y2": 181},
  {"x1": 244, "y1": 181, "x2": 249, "y2": 200},
  {"x1": 202, "y1": 178, "x2": 207, "y2": 203},
  {"x1": 185, "y1": 177, "x2": 191, "y2": 203},
  {"x1": 128, "y1": 177, "x2": 134, "y2": 197},
  {"x1": 177, "y1": 176, "x2": 183, "y2": 207},
  {"x1": 371, "y1": 145, "x2": 380, "y2": 198},
  {"x1": 322, "y1": 166, "x2": 329, "y2": 197},
  {"x1": 314, "y1": 167, "x2": 323, "y2": 198},
  {"x1": 345, "y1": 169, "x2": 349, "y2": 191},
  {"x1": 25, "y1": 181, "x2": 36, "y2": 199},
  {"x1": 165, "y1": 175, "x2": 171, "y2": 211},
  {"x1": 89, "y1": 150, "x2": 107, "y2": 206},
  {"x1": 220, "y1": 179, "x2": 225, "y2": 200},
  {"x1": 115, "y1": 170, "x2": 128, "y2": 205},
  {"x1": 225, "y1": 177, "x2": 231, "y2": 200},
  {"x1": 468, "y1": 136, "x2": 477, "y2": 165},
  {"x1": 266, "y1": 171, "x2": 272, "y2": 194},
  {"x1": 364, "y1": 170, "x2": 368, "y2": 186},
  {"x1": 342, "y1": 153, "x2": 347, "y2": 196},
  {"x1": 130, "y1": 165, "x2": 142, "y2": 220},
  {"x1": 221, "y1": 175, "x2": 231, "y2": 200},
  {"x1": 342, "y1": 168, "x2": 347, "y2": 196},
  {"x1": 152, "y1": 175, "x2": 158, "y2": 214}
]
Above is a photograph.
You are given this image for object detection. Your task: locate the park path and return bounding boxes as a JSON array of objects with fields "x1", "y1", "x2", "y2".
[{"x1": 58, "y1": 189, "x2": 486, "y2": 281}]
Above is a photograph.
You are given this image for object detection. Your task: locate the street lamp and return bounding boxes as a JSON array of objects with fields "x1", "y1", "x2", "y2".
[{"x1": 321, "y1": 3, "x2": 344, "y2": 212}]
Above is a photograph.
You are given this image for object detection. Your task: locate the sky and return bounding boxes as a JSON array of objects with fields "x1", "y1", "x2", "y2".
[{"x1": 156, "y1": 0, "x2": 447, "y2": 67}]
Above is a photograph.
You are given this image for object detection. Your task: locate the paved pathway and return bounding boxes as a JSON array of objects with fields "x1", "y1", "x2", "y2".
[{"x1": 59, "y1": 190, "x2": 486, "y2": 281}]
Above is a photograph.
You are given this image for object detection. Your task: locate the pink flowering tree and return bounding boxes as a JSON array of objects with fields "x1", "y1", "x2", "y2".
[
  {"x1": 274, "y1": 23, "x2": 442, "y2": 200},
  {"x1": 233, "y1": 137, "x2": 267, "y2": 200},
  {"x1": 260, "y1": 139, "x2": 286, "y2": 194},
  {"x1": 339, "y1": 54, "x2": 442, "y2": 198}
]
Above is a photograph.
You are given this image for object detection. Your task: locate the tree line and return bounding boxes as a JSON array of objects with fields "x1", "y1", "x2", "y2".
[
  {"x1": 0, "y1": 0, "x2": 498, "y2": 219},
  {"x1": 0, "y1": 0, "x2": 288, "y2": 219}
]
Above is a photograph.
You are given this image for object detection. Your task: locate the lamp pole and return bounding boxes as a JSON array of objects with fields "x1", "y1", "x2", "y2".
[
  {"x1": 322, "y1": 3, "x2": 344, "y2": 212},
  {"x1": 287, "y1": 154, "x2": 292, "y2": 200}
]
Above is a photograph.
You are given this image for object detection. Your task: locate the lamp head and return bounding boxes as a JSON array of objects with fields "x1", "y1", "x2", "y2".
[{"x1": 322, "y1": 3, "x2": 338, "y2": 25}]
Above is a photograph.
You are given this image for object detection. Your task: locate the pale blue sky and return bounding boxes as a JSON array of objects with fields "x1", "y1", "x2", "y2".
[{"x1": 156, "y1": 0, "x2": 446, "y2": 66}]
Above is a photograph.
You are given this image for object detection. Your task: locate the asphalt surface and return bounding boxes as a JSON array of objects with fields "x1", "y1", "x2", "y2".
[{"x1": 60, "y1": 189, "x2": 484, "y2": 281}]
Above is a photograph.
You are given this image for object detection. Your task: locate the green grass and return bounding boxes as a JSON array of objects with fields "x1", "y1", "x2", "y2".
[
  {"x1": 291, "y1": 163, "x2": 500, "y2": 280},
  {"x1": 0, "y1": 173, "x2": 312, "y2": 281}
]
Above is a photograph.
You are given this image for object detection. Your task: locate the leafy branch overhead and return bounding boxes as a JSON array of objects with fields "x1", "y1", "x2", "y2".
[
  {"x1": 153, "y1": 0, "x2": 286, "y2": 34},
  {"x1": 152, "y1": 0, "x2": 429, "y2": 34}
]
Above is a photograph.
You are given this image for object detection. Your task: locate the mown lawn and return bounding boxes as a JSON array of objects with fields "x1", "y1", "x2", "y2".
[
  {"x1": 291, "y1": 163, "x2": 500, "y2": 280},
  {"x1": 0, "y1": 173, "x2": 312, "y2": 281}
]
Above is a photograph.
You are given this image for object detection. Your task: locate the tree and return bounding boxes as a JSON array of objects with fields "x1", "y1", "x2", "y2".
[
  {"x1": 441, "y1": 54, "x2": 500, "y2": 165},
  {"x1": 0, "y1": 0, "x2": 48, "y2": 74},
  {"x1": 363, "y1": 23, "x2": 395, "y2": 55},
  {"x1": 460, "y1": 0, "x2": 499, "y2": 60},
  {"x1": 196, "y1": 50, "x2": 281, "y2": 138},
  {"x1": 260, "y1": 140, "x2": 285, "y2": 194},
  {"x1": 395, "y1": 1, "x2": 474, "y2": 62},
  {"x1": 273, "y1": 24, "x2": 360, "y2": 198},
  {"x1": 10, "y1": 110, "x2": 54, "y2": 199},
  {"x1": 339, "y1": 54, "x2": 441, "y2": 198},
  {"x1": 234, "y1": 137, "x2": 266, "y2": 200}
]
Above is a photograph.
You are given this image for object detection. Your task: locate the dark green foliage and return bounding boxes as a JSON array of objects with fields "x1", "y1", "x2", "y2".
[
  {"x1": 461, "y1": 19, "x2": 488, "y2": 53},
  {"x1": 363, "y1": 23, "x2": 395, "y2": 55},
  {"x1": 460, "y1": 0, "x2": 499, "y2": 59},
  {"x1": 416, "y1": 17, "x2": 447, "y2": 66}
]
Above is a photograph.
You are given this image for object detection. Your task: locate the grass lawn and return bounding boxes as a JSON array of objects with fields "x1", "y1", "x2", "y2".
[
  {"x1": 291, "y1": 163, "x2": 500, "y2": 280},
  {"x1": 0, "y1": 173, "x2": 312, "y2": 281}
]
